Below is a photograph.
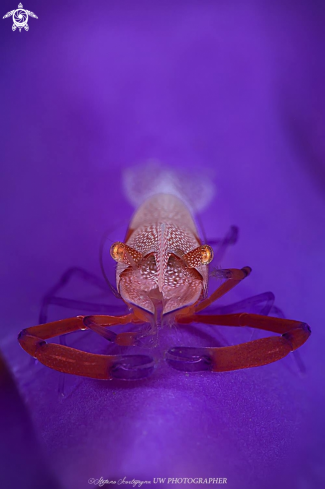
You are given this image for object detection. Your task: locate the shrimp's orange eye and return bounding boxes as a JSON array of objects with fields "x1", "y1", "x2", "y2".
[
  {"x1": 200, "y1": 245, "x2": 213, "y2": 264},
  {"x1": 110, "y1": 242, "x2": 142, "y2": 266},
  {"x1": 110, "y1": 242, "x2": 125, "y2": 261},
  {"x1": 182, "y1": 245, "x2": 214, "y2": 267}
]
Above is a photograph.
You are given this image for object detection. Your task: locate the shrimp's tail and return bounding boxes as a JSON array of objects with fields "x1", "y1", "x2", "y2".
[{"x1": 123, "y1": 160, "x2": 215, "y2": 213}]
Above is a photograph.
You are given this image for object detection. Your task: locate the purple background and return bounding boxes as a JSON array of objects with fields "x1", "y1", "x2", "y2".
[{"x1": 1, "y1": 1, "x2": 324, "y2": 488}]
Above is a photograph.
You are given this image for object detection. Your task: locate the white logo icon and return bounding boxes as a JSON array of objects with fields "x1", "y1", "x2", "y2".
[{"x1": 3, "y1": 3, "x2": 38, "y2": 32}]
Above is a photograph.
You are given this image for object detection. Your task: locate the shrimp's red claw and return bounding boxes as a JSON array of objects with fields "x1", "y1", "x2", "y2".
[
  {"x1": 18, "y1": 332, "x2": 154, "y2": 380},
  {"x1": 17, "y1": 314, "x2": 156, "y2": 380},
  {"x1": 166, "y1": 347, "x2": 213, "y2": 372},
  {"x1": 166, "y1": 325, "x2": 311, "y2": 373},
  {"x1": 173, "y1": 314, "x2": 311, "y2": 372}
]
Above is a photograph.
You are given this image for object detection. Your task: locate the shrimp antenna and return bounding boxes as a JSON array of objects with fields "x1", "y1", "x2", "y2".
[
  {"x1": 99, "y1": 229, "x2": 121, "y2": 299},
  {"x1": 195, "y1": 212, "x2": 209, "y2": 244}
]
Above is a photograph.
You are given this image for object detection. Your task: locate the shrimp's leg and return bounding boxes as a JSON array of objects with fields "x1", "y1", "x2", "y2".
[
  {"x1": 18, "y1": 314, "x2": 154, "y2": 380},
  {"x1": 205, "y1": 291, "x2": 275, "y2": 316},
  {"x1": 39, "y1": 267, "x2": 119, "y2": 323},
  {"x1": 178, "y1": 266, "x2": 251, "y2": 319},
  {"x1": 188, "y1": 294, "x2": 306, "y2": 374},
  {"x1": 167, "y1": 313, "x2": 311, "y2": 372},
  {"x1": 197, "y1": 267, "x2": 251, "y2": 312}
]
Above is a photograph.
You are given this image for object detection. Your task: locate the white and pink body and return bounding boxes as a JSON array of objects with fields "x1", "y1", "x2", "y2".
[{"x1": 117, "y1": 193, "x2": 209, "y2": 315}]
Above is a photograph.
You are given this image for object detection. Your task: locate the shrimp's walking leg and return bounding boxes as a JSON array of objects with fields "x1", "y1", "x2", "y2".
[
  {"x1": 205, "y1": 291, "x2": 275, "y2": 316},
  {"x1": 18, "y1": 314, "x2": 154, "y2": 380},
  {"x1": 196, "y1": 267, "x2": 251, "y2": 312},
  {"x1": 178, "y1": 267, "x2": 251, "y2": 319},
  {"x1": 39, "y1": 267, "x2": 119, "y2": 323},
  {"x1": 167, "y1": 313, "x2": 311, "y2": 372}
]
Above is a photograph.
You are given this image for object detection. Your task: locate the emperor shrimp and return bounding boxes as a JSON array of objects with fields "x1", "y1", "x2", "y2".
[{"x1": 18, "y1": 163, "x2": 311, "y2": 380}]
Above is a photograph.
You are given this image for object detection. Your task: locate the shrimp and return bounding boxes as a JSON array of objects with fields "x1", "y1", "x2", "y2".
[{"x1": 18, "y1": 163, "x2": 311, "y2": 380}]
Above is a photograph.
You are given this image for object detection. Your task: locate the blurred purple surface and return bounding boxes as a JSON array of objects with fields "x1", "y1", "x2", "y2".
[{"x1": 1, "y1": 1, "x2": 325, "y2": 488}]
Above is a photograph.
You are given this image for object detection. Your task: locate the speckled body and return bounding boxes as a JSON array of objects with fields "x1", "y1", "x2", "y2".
[{"x1": 116, "y1": 194, "x2": 208, "y2": 314}]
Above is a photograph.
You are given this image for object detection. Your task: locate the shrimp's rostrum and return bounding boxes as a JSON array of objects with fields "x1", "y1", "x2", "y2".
[{"x1": 18, "y1": 193, "x2": 311, "y2": 380}]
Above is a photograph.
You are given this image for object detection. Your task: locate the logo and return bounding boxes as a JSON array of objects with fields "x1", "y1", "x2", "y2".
[{"x1": 3, "y1": 3, "x2": 38, "y2": 32}]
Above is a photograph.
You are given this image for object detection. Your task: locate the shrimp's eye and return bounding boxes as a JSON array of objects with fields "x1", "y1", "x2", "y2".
[
  {"x1": 110, "y1": 242, "x2": 125, "y2": 261},
  {"x1": 182, "y1": 245, "x2": 213, "y2": 267},
  {"x1": 110, "y1": 242, "x2": 142, "y2": 266}
]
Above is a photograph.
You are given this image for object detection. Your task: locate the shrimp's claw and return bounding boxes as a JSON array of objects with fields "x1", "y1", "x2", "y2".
[
  {"x1": 172, "y1": 313, "x2": 311, "y2": 372},
  {"x1": 18, "y1": 313, "x2": 154, "y2": 380}
]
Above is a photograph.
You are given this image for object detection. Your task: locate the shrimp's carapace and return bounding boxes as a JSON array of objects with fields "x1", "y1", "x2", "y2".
[{"x1": 115, "y1": 194, "x2": 211, "y2": 314}]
